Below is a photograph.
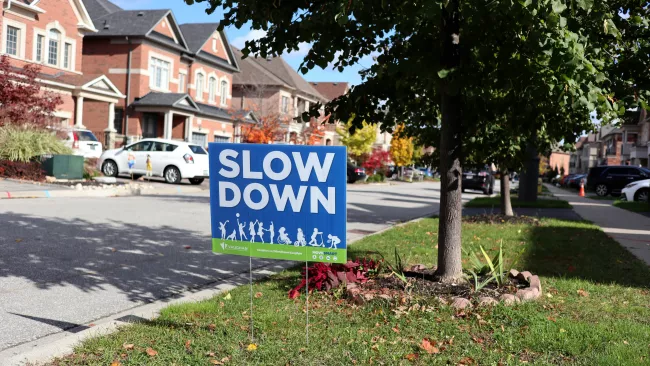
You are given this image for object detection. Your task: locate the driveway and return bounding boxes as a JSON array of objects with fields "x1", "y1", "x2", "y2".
[{"x1": 0, "y1": 181, "x2": 487, "y2": 353}]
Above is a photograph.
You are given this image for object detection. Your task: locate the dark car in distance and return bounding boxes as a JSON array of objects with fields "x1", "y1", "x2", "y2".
[
  {"x1": 347, "y1": 163, "x2": 367, "y2": 183},
  {"x1": 462, "y1": 166, "x2": 495, "y2": 195},
  {"x1": 586, "y1": 165, "x2": 650, "y2": 196}
]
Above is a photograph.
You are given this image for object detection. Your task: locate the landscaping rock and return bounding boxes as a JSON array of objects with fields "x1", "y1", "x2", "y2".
[
  {"x1": 516, "y1": 271, "x2": 533, "y2": 283},
  {"x1": 516, "y1": 288, "x2": 540, "y2": 302},
  {"x1": 93, "y1": 176, "x2": 117, "y2": 184},
  {"x1": 500, "y1": 294, "x2": 520, "y2": 305},
  {"x1": 451, "y1": 297, "x2": 471, "y2": 310},
  {"x1": 75, "y1": 183, "x2": 82, "y2": 191},
  {"x1": 508, "y1": 269, "x2": 519, "y2": 279},
  {"x1": 478, "y1": 297, "x2": 499, "y2": 307},
  {"x1": 528, "y1": 275, "x2": 542, "y2": 294},
  {"x1": 45, "y1": 176, "x2": 56, "y2": 183},
  {"x1": 436, "y1": 297, "x2": 449, "y2": 306},
  {"x1": 408, "y1": 264, "x2": 427, "y2": 272}
]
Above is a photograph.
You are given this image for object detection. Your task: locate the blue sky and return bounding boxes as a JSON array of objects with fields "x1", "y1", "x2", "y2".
[{"x1": 112, "y1": 0, "x2": 368, "y2": 85}]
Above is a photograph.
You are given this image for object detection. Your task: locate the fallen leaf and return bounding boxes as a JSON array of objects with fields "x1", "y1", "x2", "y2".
[
  {"x1": 208, "y1": 323, "x2": 216, "y2": 331},
  {"x1": 211, "y1": 360, "x2": 224, "y2": 365},
  {"x1": 205, "y1": 351, "x2": 216, "y2": 357},
  {"x1": 122, "y1": 343, "x2": 134, "y2": 350},
  {"x1": 420, "y1": 338, "x2": 440, "y2": 354},
  {"x1": 255, "y1": 292, "x2": 263, "y2": 298},
  {"x1": 185, "y1": 339, "x2": 192, "y2": 352},
  {"x1": 146, "y1": 347, "x2": 158, "y2": 357},
  {"x1": 246, "y1": 343, "x2": 257, "y2": 351},
  {"x1": 110, "y1": 362, "x2": 121, "y2": 366},
  {"x1": 224, "y1": 293, "x2": 232, "y2": 300},
  {"x1": 547, "y1": 316, "x2": 556, "y2": 323},
  {"x1": 471, "y1": 336, "x2": 484, "y2": 344},
  {"x1": 88, "y1": 323, "x2": 96, "y2": 327},
  {"x1": 391, "y1": 326, "x2": 400, "y2": 334},
  {"x1": 624, "y1": 340, "x2": 629, "y2": 345},
  {"x1": 458, "y1": 356, "x2": 475, "y2": 365},
  {"x1": 405, "y1": 353, "x2": 419, "y2": 362},
  {"x1": 111, "y1": 248, "x2": 117, "y2": 252},
  {"x1": 184, "y1": 245, "x2": 192, "y2": 249},
  {"x1": 577, "y1": 289, "x2": 589, "y2": 297},
  {"x1": 15, "y1": 239, "x2": 22, "y2": 243}
]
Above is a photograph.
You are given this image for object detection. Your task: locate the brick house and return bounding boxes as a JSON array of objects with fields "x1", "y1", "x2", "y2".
[
  {"x1": 81, "y1": 0, "x2": 252, "y2": 148},
  {"x1": 231, "y1": 48, "x2": 329, "y2": 144},
  {"x1": 1, "y1": 0, "x2": 124, "y2": 134},
  {"x1": 309, "y1": 81, "x2": 349, "y2": 146}
]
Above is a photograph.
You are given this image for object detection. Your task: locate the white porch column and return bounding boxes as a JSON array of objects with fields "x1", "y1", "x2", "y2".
[
  {"x1": 75, "y1": 96, "x2": 85, "y2": 128},
  {"x1": 185, "y1": 115, "x2": 193, "y2": 142},
  {"x1": 285, "y1": 131, "x2": 291, "y2": 143},
  {"x1": 164, "y1": 112, "x2": 173, "y2": 140},
  {"x1": 105, "y1": 102, "x2": 116, "y2": 132}
]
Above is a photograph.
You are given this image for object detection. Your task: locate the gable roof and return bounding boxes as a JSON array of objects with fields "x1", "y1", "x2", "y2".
[
  {"x1": 309, "y1": 82, "x2": 349, "y2": 101},
  {"x1": 82, "y1": 0, "x2": 122, "y2": 20},
  {"x1": 89, "y1": 9, "x2": 170, "y2": 37},
  {"x1": 179, "y1": 23, "x2": 239, "y2": 73},
  {"x1": 231, "y1": 48, "x2": 326, "y2": 101},
  {"x1": 232, "y1": 48, "x2": 287, "y2": 87},
  {"x1": 132, "y1": 92, "x2": 200, "y2": 113}
]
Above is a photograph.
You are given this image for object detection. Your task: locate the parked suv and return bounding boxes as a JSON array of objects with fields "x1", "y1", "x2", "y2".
[
  {"x1": 586, "y1": 166, "x2": 650, "y2": 196},
  {"x1": 62, "y1": 129, "x2": 103, "y2": 159},
  {"x1": 462, "y1": 165, "x2": 495, "y2": 195},
  {"x1": 98, "y1": 138, "x2": 209, "y2": 184}
]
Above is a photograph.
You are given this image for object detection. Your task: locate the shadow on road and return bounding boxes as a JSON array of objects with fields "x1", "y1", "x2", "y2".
[{"x1": 0, "y1": 212, "x2": 283, "y2": 305}]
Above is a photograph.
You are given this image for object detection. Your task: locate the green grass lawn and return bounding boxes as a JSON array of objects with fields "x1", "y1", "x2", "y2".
[
  {"x1": 50, "y1": 218, "x2": 650, "y2": 366},
  {"x1": 465, "y1": 196, "x2": 572, "y2": 209},
  {"x1": 613, "y1": 200, "x2": 650, "y2": 213},
  {"x1": 587, "y1": 195, "x2": 616, "y2": 201}
]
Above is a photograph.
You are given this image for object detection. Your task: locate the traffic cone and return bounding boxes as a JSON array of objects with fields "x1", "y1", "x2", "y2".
[{"x1": 579, "y1": 179, "x2": 585, "y2": 197}]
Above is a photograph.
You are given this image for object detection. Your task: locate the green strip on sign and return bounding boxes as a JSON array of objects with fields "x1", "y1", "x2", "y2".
[{"x1": 212, "y1": 238, "x2": 347, "y2": 264}]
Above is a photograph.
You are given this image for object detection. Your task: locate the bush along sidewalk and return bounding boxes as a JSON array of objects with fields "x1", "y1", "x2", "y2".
[
  {"x1": 465, "y1": 195, "x2": 572, "y2": 209},
  {"x1": 50, "y1": 217, "x2": 650, "y2": 365}
]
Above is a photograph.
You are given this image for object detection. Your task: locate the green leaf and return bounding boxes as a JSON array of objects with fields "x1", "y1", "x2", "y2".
[
  {"x1": 520, "y1": 0, "x2": 532, "y2": 7},
  {"x1": 437, "y1": 69, "x2": 450, "y2": 78},
  {"x1": 552, "y1": 0, "x2": 567, "y2": 14},
  {"x1": 575, "y1": 0, "x2": 594, "y2": 11},
  {"x1": 559, "y1": 16, "x2": 567, "y2": 28}
]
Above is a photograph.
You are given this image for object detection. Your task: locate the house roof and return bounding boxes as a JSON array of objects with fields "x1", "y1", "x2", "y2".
[
  {"x1": 132, "y1": 93, "x2": 254, "y2": 122},
  {"x1": 178, "y1": 23, "x2": 220, "y2": 53},
  {"x1": 83, "y1": 0, "x2": 122, "y2": 20},
  {"x1": 309, "y1": 82, "x2": 349, "y2": 101},
  {"x1": 89, "y1": 9, "x2": 171, "y2": 37},
  {"x1": 231, "y1": 48, "x2": 326, "y2": 101}
]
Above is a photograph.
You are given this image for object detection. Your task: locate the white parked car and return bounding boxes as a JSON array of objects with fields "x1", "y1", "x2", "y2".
[
  {"x1": 621, "y1": 179, "x2": 650, "y2": 202},
  {"x1": 62, "y1": 129, "x2": 103, "y2": 159},
  {"x1": 98, "y1": 138, "x2": 209, "y2": 185}
]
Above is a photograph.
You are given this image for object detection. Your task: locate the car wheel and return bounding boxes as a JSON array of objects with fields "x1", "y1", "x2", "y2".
[
  {"x1": 488, "y1": 184, "x2": 494, "y2": 195},
  {"x1": 102, "y1": 160, "x2": 118, "y2": 177},
  {"x1": 189, "y1": 178, "x2": 204, "y2": 185},
  {"x1": 164, "y1": 166, "x2": 181, "y2": 184},
  {"x1": 635, "y1": 188, "x2": 649, "y2": 202},
  {"x1": 595, "y1": 183, "x2": 609, "y2": 197}
]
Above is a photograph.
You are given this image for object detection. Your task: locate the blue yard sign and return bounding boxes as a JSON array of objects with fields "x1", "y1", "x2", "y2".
[{"x1": 209, "y1": 143, "x2": 347, "y2": 264}]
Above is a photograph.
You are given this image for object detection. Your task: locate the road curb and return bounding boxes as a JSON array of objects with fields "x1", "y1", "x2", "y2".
[
  {"x1": 0, "y1": 212, "x2": 436, "y2": 366},
  {"x1": 0, "y1": 186, "x2": 205, "y2": 200}
]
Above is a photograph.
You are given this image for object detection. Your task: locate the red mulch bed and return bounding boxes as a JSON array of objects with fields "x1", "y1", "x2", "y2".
[{"x1": 0, "y1": 160, "x2": 46, "y2": 181}]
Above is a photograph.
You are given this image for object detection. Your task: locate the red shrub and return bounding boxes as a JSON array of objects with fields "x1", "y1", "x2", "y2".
[
  {"x1": 0, "y1": 160, "x2": 46, "y2": 181},
  {"x1": 288, "y1": 258, "x2": 381, "y2": 299}
]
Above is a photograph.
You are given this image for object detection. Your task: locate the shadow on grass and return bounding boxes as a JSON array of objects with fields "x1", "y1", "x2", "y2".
[{"x1": 525, "y1": 223, "x2": 650, "y2": 288}]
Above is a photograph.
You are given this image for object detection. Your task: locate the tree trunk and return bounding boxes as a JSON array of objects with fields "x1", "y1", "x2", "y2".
[
  {"x1": 519, "y1": 142, "x2": 540, "y2": 202},
  {"x1": 500, "y1": 169, "x2": 514, "y2": 216},
  {"x1": 435, "y1": 0, "x2": 463, "y2": 283}
]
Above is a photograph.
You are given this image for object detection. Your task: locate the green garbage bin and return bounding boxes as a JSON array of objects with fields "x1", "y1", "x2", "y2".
[{"x1": 42, "y1": 155, "x2": 84, "y2": 179}]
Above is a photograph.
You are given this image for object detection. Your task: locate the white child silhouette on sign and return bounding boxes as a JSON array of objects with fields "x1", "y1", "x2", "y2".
[
  {"x1": 218, "y1": 220, "x2": 229, "y2": 239},
  {"x1": 294, "y1": 228, "x2": 306, "y2": 247},
  {"x1": 309, "y1": 228, "x2": 323, "y2": 247},
  {"x1": 327, "y1": 234, "x2": 341, "y2": 249},
  {"x1": 277, "y1": 227, "x2": 291, "y2": 244}
]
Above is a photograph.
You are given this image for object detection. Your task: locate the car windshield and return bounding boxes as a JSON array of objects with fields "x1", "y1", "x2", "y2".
[
  {"x1": 640, "y1": 168, "x2": 650, "y2": 175},
  {"x1": 75, "y1": 131, "x2": 98, "y2": 142},
  {"x1": 188, "y1": 145, "x2": 207, "y2": 155}
]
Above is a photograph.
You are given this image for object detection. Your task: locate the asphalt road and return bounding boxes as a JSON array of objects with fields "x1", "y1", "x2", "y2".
[{"x1": 0, "y1": 181, "x2": 490, "y2": 352}]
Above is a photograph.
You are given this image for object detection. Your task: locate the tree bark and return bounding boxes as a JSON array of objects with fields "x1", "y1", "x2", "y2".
[
  {"x1": 518, "y1": 142, "x2": 540, "y2": 202},
  {"x1": 435, "y1": 0, "x2": 463, "y2": 283},
  {"x1": 500, "y1": 169, "x2": 514, "y2": 216}
]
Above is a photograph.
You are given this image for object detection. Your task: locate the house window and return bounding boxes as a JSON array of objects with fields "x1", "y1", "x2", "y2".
[
  {"x1": 212, "y1": 39, "x2": 217, "y2": 52},
  {"x1": 220, "y1": 80, "x2": 228, "y2": 106},
  {"x1": 208, "y1": 77, "x2": 216, "y2": 103},
  {"x1": 63, "y1": 43, "x2": 71, "y2": 69},
  {"x1": 192, "y1": 132, "x2": 208, "y2": 147},
  {"x1": 36, "y1": 35, "x2": 44, "y2": 62},
  {"x1": 179, "y1": 73, "x2": 186, "y2": 93},
  {"x1": 149, "y1": 57, "x2": 170, "y2": 90},
  {"x1": 214, "y1": 134, "x2": 230, "y2": 143},
  {"x1": 6, "y1": 26, "x2": 19, "y2": 56},
  {"x1": 196, "y1": 73, "x2": 204, "y2": 99},
  {"x1": 114, "y1": 107, "x2": 124, "y2": 134},
  {"x1": 281, "y1": 96, "x2": 289, "y2": 113},
  {"x1": 47, "y1": 29, "x2": 61, "y2": 65}
]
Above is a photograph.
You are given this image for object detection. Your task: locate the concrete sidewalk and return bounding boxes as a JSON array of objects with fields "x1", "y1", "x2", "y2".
[{"x1": 545, "y1": 183, "x2": 650, "y2": 266}]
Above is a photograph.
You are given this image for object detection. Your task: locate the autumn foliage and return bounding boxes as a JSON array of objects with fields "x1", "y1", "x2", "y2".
[
  {"x1": 240, "y1": 116, "x2": 284, "y2": 144},
  {"x1": 390, "y1": 124, "x2": 414, "y2": 167},
  {"x1": 288, "y1": 258, "x2": 381, "y2": 299},
  {"x1": 0, "y1": 56, "x2": 62, "y2": 128},
  {"x1": 363, "y1": 148, "x2": 392, "y2": 174}
]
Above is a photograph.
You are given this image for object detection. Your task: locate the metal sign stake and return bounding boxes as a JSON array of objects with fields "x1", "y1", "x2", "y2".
[
  {"x1": 249, "y1": 256, "x2": 254, "y2": 342},
  {"x1": 305, "y1": 259, "x2": 309, "y2": 346}
]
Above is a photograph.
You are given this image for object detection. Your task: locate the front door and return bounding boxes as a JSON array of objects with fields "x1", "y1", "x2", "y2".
[{"x1": 142, "y1": 114, "x2": 158, "y2": 138}]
